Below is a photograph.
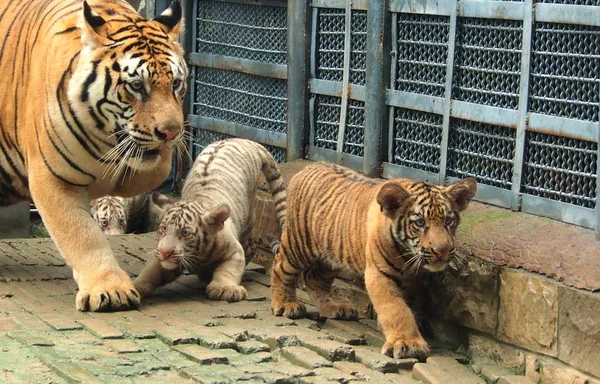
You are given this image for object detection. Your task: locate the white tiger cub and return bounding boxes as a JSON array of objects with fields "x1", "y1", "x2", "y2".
[
  {"x1": 90, "y1": 193, "x2": 154, "y2": 235},
  {"x1": 133, "y1": 138, "x2": 287, "y2": 302}
]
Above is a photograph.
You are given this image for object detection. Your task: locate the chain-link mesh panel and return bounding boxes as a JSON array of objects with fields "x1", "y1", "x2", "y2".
[
  {"x1": 529, "y1": 22, "x2": 600, "y2": 122},
  {"x1": 350, "y1": 10, "x2": 367, "y2": 86},
  {"x1": 447, "y1": 119, "x2": 515, "y2": 189},
  {"x1": 536, "y1": 0, "x2": 600, "y2": 5},
  {"x1": 313, "y1": 94, "x2": 341, "y2": 151},
  {"x1": 453, "y1": 18, "x2": 522, "y2": 109},
  {"x1": 521, "y1": 133, "x2": 597, "y2": 208},
  {"x1": 392, "y1": 108, "x2": 443, "y2": 173},
  {"x1": 315, "y1": 8, "x2": 345, "y2": 82},
  {"x1": 396, "y1": 13, "x2": 450, "y2": 97},
  {"x1": 193, "y1": 67, "x2": 287, "y2": 133},
  {"x1": 192, "y1": 129, "x2": 286, "y2": 163},
  {"x1": 196, "y1": 0, "x2": 287, "y2": 64},
  {"x1": 343, "y1": 100, "x2": 365, "y2": 156}
]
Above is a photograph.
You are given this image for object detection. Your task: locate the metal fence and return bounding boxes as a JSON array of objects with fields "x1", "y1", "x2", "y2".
[{"x1": 186, "y1": 0, "x2": 600, "y2": 237}]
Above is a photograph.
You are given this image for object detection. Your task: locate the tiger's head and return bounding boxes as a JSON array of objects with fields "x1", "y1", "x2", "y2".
[
  {"x1": 150, "y1": 193, "x2": 231, "y2": 271},
  {"x1": 90, "y1": 196, "x2": 128, "y2": 235},
  {"x1": 376, "y1": 178, "x2": 478, "y2": 273},
  {"x1": 68, "y1": 1, "x2": 188, "y2": 175}
]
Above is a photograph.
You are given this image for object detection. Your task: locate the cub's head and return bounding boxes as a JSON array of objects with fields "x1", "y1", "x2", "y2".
[
  {"x1": 376, "y1": 178, "x2": 478, "y2": 273},
  {"x1": 68, "y1": 1, "x2": 188, "y2": 174},
  {"x1": 90, "y1": 196, "x2": 128, "y2": 235},
  {"x1": 150, "y1": 192, "x2": 230, "y2": 270}
]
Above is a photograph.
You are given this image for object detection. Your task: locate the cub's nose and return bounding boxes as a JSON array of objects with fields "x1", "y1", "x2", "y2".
[
  {"x1": 155, "y1": 125, "x2": 181, "y2": 141},
  {"x1": 158, "y1": 249, "x2": 174, "y2": 260}
]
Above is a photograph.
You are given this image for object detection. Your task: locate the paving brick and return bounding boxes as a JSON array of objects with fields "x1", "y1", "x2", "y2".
[
  {"x1": 333, "y1": 361, "x2": 419, "y2": 383},
  {"x1": 236, "y1": 339, "x2": 271, "y2": 354},
  {"x1": 412, "y1": 356, "x2": 485, "y2": 384},
  {"x1": 77, "y1": 318, "x2": 124, "y2": 339},
  {"x1": 7, "y1": 331, "x2": 55, "y2": 346},
  {"x1": 188, "y1": 325, "x2": 238, "y2": 349},
  {"x1": 104, "y1": 339, "x2": 143, "y2": 354},
  {"x1": 303, "y1": 337, "x2": 356, "y2": 362},
  {"x1": 0, "y1": 317, "x2": 19, "y2": 332},
  {"x1": 277, "y1": 346, "x2": 333, "y2": 369},
  {"x1": 311, "y1": 366, "x2": 359, "y2": 382},
  {"x1": 154, "y1": 326, "x2": 198, "y2": 345},
  {"x1": 480, "y1": 364, "x2": 517, "y2": 383},
  {"x1": 353, "y1": 345, "x2": 402, "y2": 373},
  {"x1": 173, "y1": 344, "x2": 229, "y2": 365},
  {"x1": 498, "y1": 376, "x2": 536, "y2": 384}
]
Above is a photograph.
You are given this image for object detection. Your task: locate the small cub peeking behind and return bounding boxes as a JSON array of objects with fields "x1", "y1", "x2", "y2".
[{"x1": 134, "y1": 138, "x2": 286, "y2": 302}]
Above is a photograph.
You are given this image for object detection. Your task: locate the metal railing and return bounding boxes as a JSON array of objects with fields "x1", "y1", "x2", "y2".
[{"x1": 187, "y1": 0, "x2": 600, "y2": 237}]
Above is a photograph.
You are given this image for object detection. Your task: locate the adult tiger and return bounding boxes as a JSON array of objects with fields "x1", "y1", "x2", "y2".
[
  {"x1": 269, "y1": 163, "x2": 477, "y2": 361},
  {"x1": 0, "y1": 0, "x2": 188, "y2": 311}
]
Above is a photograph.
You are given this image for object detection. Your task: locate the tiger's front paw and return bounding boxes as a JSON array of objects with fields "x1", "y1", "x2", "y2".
[
  {"x1": 75, "y1": 268, "x2": 140, "y2": 312},
  {"x1": 319, "y1": 302, "x2": 359, "y2": 320},
  {"x1": 382, "y1": 335, "x2": 429, "y2": 362},
  {"x1": 206, "y1": 281, "x2": 247, "y2": 302},
  {"x1": 271, "y1": 300, "x2": 306, "y2": 319}
]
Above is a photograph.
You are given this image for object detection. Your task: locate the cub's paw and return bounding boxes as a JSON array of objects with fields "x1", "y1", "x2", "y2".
[
  {"x1": 271, "y1": 301, "x2": 306, "y2": 319},
  {"x1": 206, "y1": 282, "x2": 247, "y2": 302},
  {"x1": 133, "y1": 279, "x2": 154, "y2": 299},
  {"x1": 76, "y1": 269, "x2": 140, "y2": 312},
  {"x1": 382, "y1": 335, "x2": 429, "y2": 362},
  {"x1": 319, "y1": 302, "x2": 359, "y2": 320}
]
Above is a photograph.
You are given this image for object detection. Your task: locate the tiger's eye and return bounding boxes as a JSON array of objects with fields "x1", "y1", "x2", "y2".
[
  {"x1": 100, "y1": 220, "x2": 108, "y2": 227},
  {"x1": 130, "y1": 80, "x2": 144, "y2": 91},
  {"x1": 414, "y1": 218, "x2": 425, "y2": 227},
  {"x1": 445, "y1": 216, "x2": 454, "y2": 226},
  {"x1": 181, "y1": 228, "x2": 191, "y2": 237}
]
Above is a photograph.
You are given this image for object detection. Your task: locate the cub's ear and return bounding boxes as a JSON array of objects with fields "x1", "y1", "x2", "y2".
[
  {"x1": 80, "y1": 1, "x2": 112, "y2": 47},
  {"x1": 151, "y1": 191, "x2": 174, "y2": 210},
  {"x1": 89, "y1": 199, "x2": 97, "y2": 213},
  {"x1": 203, "y1": 204, "x2": 230, "y2": 233},
  {"x1": 154, "y1": 1, "x2": 183, "y2": 42},
  {"x1": 445, "y1": 178, "x2": 478, "y2": 211},
  {"x1": 376, "y1": 182, "x2": 412, "y2": 218}
]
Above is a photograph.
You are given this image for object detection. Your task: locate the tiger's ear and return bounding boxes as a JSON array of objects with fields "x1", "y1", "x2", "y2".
[
  {"x1": 445, "y1": 178, "x2": 478, "y2": 211},
  {"x1": 154, "y1": 1, "x2": 183, "y2": 42},
  {"x1": 376, "y1": 182, "x2": 412, "y2": 219},
  {"x1": 80, "y1": 1, "x2": 112, "y2": 47},
  {"x1": 203, "y1": 204, "x2": 230, "y2": 233},
  {"x1": 151, "y1": 191, "x2": 175, "y2": 210}
]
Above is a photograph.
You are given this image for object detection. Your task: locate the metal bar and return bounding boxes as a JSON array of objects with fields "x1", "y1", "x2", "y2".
[
  {"x1": 536, "y1": 4, "x2": 600, "y2": 28},
  {"x1": 309, "y1": 146, "x2": 364, "y2": 171},
  {"x1": 186, "y1": 0, "x2": 198, "y2": 159},
  {"x1": 188, "y1": 115, "x2": 287, "y2": 148},
  {"x1": 287, "y1": 0, "x2": 310, "y2": 161},
  {"x1": 309, "y1": 79, "x2": 366, "y2": 101},
  {"x1": 458, "y1": 0, "x2": 525, "y2": 21},
  {"x1": 312, "y1": 0, "x2": 368, "y2": 11},
  {"x1": 386, "y1": 90, "x2": 445, "y2": 115},
  {"x1": 382, "y1": 163, "x2": 439, "y2": 184},
  {"x1": 335, "y1": 1, "x2": 352, "y2": 154},
  {"x1": 214, "y1": 0, "x2": 287, "y2": 7},
  {"x1": 451, "y1": 101, "x2": 519, "y2": 129},
  {"x1": 387, "y1": 12, "x2": 398, "y2": 165},
  {"x1": 521, "y1": 195, "x2": 597, "y2": 231},
  {"x1": 597, "y1": 91, "x2": 600, "y2": 239},
  {"x1": 310, "y1": 7, "x2": 318, "y2": 79},
  {"x1": 438, "y1": 0, "x2": 458, "y2": 185},
  {"x1": 388, "y1": 0, "x2": 452, "y2": 16},
  {"x1": 363, "y1": 0, "x2": 388, "y2": 177},
  {"x1": 528, "y1": 113, "x2": 599, "y2": 143},
  {"x1": 189, "y1": 53, "x2": 288, "y2": 80},
  {"x1": 510, "y1": 0, "x2": 533, "y2": 211}
]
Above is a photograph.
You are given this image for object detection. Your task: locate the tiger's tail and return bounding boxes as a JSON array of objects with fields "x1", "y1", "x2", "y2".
[
  {"x1": 266, "y1": 234, "x2": 281, "y2": 255},
  {"x1": 258, "y1": 147, "x2": 287, "y2": 231}
]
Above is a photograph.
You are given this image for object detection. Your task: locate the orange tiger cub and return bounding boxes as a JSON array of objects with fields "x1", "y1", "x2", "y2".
[{"x1": 270, "y1": 163, "x2": 477, "y2": 361}]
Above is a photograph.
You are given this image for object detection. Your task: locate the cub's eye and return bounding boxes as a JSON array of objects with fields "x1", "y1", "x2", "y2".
[
  {"x1": 445, "y1": 216, "x2": 454, "y2": 226},
  {"x1": 158, "y1": 225, "x2": 167, "y2": 234},
  {"x1": 129, "y1": 80, "x2": 144, "y2": 92},
  {"x1": 100, "y1": 220, "x2": 108, "y2": 228},
  {"x1": 181, "y1": 228, "x2": 192, "y2": 238},
  {"x1": 413, "y1": 218, "x2": 426, "y2": 228},
  {"x1": 119, "y1": 219, "x2": 127, "y2": 227},
  {"x1": 172, "y1": 78, "x2": 184, "y2": 92}
]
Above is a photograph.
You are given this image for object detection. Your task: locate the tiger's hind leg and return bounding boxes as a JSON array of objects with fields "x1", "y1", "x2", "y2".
[
  {"x1": 304, "y1": 260, "x2": 358, "y2": 320},
  {"x1": 270, "y1": 245, "x2": 308, "y2": 319}
]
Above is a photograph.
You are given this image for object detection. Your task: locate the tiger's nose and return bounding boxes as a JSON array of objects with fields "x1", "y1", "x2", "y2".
[
  {"x1": 155, "y1": 125, "x2": 181, "y2": 141},
  {"x1": 433, "y1": 247, "x2": 452, "y2": 260},
  {"x1": 158, "y1": 249, "x2": 174, "y2": 260}
]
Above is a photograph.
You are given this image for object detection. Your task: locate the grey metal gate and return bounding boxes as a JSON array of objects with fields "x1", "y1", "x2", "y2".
[
  {"x1": 187, "y1": 0, "x2": 599, "y2": 237},
  {"x1": 301, "y1": 0, "x2": 599, "y2": 237},
  {"x1": 187, "y1": 0, "x2": 289, "y2": 162}
]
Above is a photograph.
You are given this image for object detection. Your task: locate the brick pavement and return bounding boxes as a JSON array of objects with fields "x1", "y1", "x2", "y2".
[{"x1": 0, "y1": 235, "x2": 500, "y2": 383}]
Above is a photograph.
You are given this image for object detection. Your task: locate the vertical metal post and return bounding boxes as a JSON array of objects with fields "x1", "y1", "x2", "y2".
[
  {"x1": 184, "y1": 0, "x2": 197, "y2": 159},
  {"x1": 363, "y1": 0, "x2": 388, "y2": 177},
  {"x1": 438, "y1": 0, "x2": 458, "y2": 185},
  {"x1": 287, "y1": 0, "x2": 311, "y2": 161},
  {"x1": 596, "y1": 105, "x2": 600, "y2": 240},
  {"x1": 336, "y1": 1, "x2": 353, "y2": 162},
  {"x1": 510, "y1": 0, "x2": 534, "y2": 211}
]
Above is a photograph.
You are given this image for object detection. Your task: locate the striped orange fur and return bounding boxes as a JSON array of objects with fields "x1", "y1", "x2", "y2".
[{"x1": 270, "y1": 163, "x2": 477, "y2": 360}]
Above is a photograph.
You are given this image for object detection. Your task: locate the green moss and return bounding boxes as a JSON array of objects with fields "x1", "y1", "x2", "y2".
[{"x1": 459, "y1": 209, "x2": 514, "y2": 233}]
